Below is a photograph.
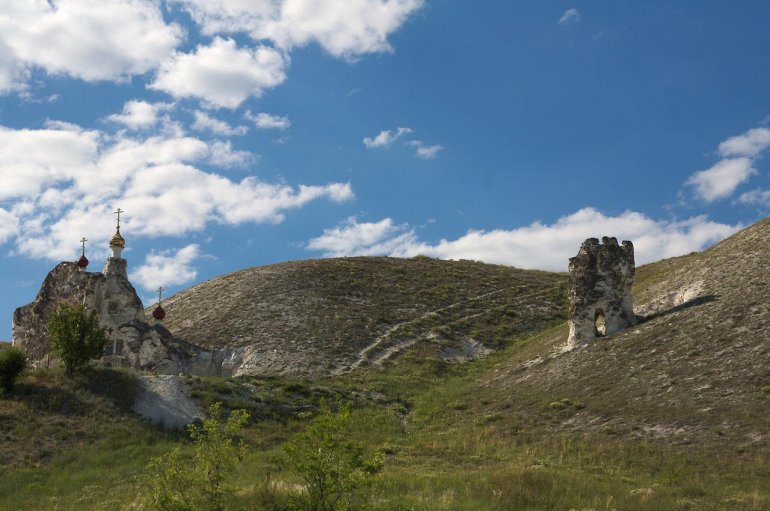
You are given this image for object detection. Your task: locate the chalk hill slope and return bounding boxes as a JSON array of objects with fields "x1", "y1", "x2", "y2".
[
  {"x1": 155, "y1": 257, "x2": 568, "y2": 375},
  {"x1": 479, "y1": 216, "x2": 770, "y2": 447}
]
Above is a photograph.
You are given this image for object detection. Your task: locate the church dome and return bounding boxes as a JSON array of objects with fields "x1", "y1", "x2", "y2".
[
  {"x1": 76, "y1": 254, "x2": 89, "y2": 268},
  {"x1": 110, "y1": 227, "x2": 125, "y2": 248},
  {"x1": 152, "y1": 305, "x2": 166, "y2": 320}
]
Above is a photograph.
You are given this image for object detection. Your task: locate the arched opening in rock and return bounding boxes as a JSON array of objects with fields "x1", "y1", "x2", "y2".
[{"x1": 594, "y1": 309, "x2": 606, "y2": 337}]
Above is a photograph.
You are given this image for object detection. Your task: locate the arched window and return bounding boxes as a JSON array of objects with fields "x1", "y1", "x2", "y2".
[{"x1": 594, "y1": 309, "x2": 606, "y2": 337}]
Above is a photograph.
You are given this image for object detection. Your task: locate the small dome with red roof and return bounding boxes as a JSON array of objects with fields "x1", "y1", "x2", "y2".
[
  {"x1": 76, "y1": 254, "x2": 89, "y2": 269},
  {"x1": 152, "y1": 305, "x2": 166, "y2": 320}
]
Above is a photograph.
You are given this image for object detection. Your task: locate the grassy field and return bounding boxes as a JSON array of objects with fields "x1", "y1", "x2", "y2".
[{"x1": 1, "y1": 338, "x2": 768, "y2": 510}]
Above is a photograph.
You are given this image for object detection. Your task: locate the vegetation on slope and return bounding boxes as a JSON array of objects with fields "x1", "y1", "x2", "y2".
[
  {"x1": 155, "y1": 256, "x2": 568, "y2": 375},
  {"x1": 2, "y1": 218, "x2": 769, "y2": 509}
]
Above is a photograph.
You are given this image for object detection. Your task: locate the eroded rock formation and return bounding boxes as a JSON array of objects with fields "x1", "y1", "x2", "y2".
[
  {"x1": 12, "y1": 261, "x2": 196, "y2": 372},
  {"x1": 567, "y1": 236, "x2": 635, "y2": 347}
]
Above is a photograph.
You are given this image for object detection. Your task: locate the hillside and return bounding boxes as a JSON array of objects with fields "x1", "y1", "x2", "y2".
[
  {"x1": 155, "y1": 256, "x2": 568, "y2": 375},
  {"x1": 475, "y1": 216, "x2": 770, "y2": 449},
  {"x1": 3, "y1": 219, "x2": 770, "y2": 510}
]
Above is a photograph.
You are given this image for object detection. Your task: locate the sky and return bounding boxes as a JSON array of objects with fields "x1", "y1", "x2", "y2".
[{"x1": 1, "y1": 1, "x2": 770, "y2": 341}]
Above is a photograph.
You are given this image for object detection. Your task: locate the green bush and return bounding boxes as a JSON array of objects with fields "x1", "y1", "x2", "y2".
[
  {"x1": 281, "y1": 400, "x2": 382, "y2": 511},
  {"x1": 47, "y1": 303, "x2": 108, "y2": 375},
  {"x1": 143, "y1": 402, "x2": 249, "y2": 511},
  {"x1": 0, "y1": 347, "x2": 26, "y2": 394}
]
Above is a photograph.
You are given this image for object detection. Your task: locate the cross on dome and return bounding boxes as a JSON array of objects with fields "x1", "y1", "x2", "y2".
[
  {"x1": 152, "y1": 286, "x2": 166, "y2": 321},
  {"x1": 76, "y1": 236, "x2": 89, "y2": 269},
  {"x1": 109, "y1": 207, "x2": 126, "y2": 257}
]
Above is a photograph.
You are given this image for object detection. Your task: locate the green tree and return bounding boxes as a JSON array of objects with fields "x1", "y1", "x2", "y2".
[
  {"x1": 282, "y1": 401, "x2": 382, "y2": 511},
  {"x1": 0, "y1": 347, "x2": 26, "y2": 395},
  {"x1": 47, "y1": 303, "x2": 108, "y2": 375},
  {"x1": 144, "y1": 403, "x2": 250, "y2": 511}
]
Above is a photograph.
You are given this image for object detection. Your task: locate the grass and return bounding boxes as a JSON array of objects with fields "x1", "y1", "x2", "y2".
[
  {"x1": 1, "y1": 340, "x2": 769, "y2": 510},
  {"x1": 4, "y1": 227, "x2": 770, "y2": 510}
]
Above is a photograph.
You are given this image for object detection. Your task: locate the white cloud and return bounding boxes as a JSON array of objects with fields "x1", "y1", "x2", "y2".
[
  {"x1": 307, "y1": 216, "x2": 417, "y2": 255},
  {"x1": 192, "y1": 110, "x2": 249, "y2": 136},
  {"x1": 406, "y1": 139, "x2": 443, "y2": 159},
  {"x1": 737, "y1": 188, "x2": 770, "y2": 207},
  {"x1": 244, "y1": 111, "x2": 291, "y2": 130},
  {"x1": 0, "y1": 208, "x2": 18, "y2": 244},
  {"x1": 307, "y1": 208, "x2": 741, "y2": 271},
  {"x1": 107, "y1": 100, "x2": 173, "y2": 130},
  {"x1": 0, "y1": 0, "x2": 182, "y2": 91},
  {"x1": 130, "y1": 244, "x2": 202, "y2": 291},
  {"x1": 0, "y1": 123, "x2": 100, "y2": 201},
  {"x1": 207, "y1": 140, "x2": 255, "y2": 167},
  {"x1": 687, "y1": 157, "x2": 756, "y2": 202},
  {"x1": 173, "y1": 0, "x2": 424, "y2": 59},
  {"x1": 0, "y1": 122, "x2": 354, "y2": 261},
  {"x1": 415, "y1": 143, "x2": 442, "y2": 159},
  {"x1": 558, "y1": 8, "x2": 581, "y2": 26},
  {"x1": 685, "y1": 126, "x2": 770, "y2": 202},
  {"x1": 150, "y1": 37, "x2": 288, "y2": 109},
  {"x1": 363, "y1": 126, "x2": 412, "y2": 148},
  {"x1": 718, "y1": 127, "x2": 770, "y2": 157}
]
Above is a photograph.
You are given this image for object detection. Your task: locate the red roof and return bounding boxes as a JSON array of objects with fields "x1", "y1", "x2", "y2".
[{"x1": 152, "y1": 305, "x2": 166, "y2": 320}]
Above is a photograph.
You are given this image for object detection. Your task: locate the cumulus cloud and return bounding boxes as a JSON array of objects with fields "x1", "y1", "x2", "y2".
[
  {"x1": 307, "y1": 217, "x2": 417, "y2": 255},
  {"x1": 737, "y1": 188, "x2": 770, "y2": 208},
  {"x1": 307, "y1": 208, "x2": 740, "y2": 271},
  {"x1": 130, "y1": 244, "x2": 202, "y2": 291},
  {"x1": 173, "y1": 0, "x2": 424, "y2": 59},
  {"x1": 0, "y1": 123, "x2": 100, "y2": 201},
  {"x1": 0, "y1": 208, "x2": 18, "y2": 244},
  {"x1": 686, "y1": 126, "x2": 770, "y2": 202},
  {"x1": 0, "y1": 122, "x2": 354, "y2": 261},
  {"x1": 718, "y1": 127, "x2": 770, "y2": 158},
  {"x1": 0, "y1": 0, "x2": 182, "y2": 91},
  {"x1": 207, "y1": 140, "x2": 255, "y2": 167},
  {"x1": 687, "y1": 158, "x2": 756, "y2": 203},
  {"x1": 150, "y1": 37, "x2": 288, "y2": 109},
  {"x1": 363, "y1": 126, "x2": 412, "y2": 148},
  {"x1": 107, "y1": 100, "x2": 174, "y2": 130},
  {"x1": 558, "y1": 8, "x2": 581, "y2": 26},
  {"x1": 244, "y1": 111, "x2": 291, "y2": 130},
  {"x1": 192, "y1": 110, "x2": 249, "y2": 136}
]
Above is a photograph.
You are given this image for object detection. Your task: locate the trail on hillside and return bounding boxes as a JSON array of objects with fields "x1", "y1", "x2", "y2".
[{"x1": 341, "y1": 284, "x2": 562, "y2": 372}]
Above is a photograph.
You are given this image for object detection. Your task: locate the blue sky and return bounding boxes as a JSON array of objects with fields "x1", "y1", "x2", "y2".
[{"x1": 1, "y1": 1, "x2": 770, "y2": 341}]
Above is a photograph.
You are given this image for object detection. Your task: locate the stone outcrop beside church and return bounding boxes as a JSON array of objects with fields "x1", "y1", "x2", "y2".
[
  {"x1": 11, "y1": 261, "x2": 192, "y2": 372},
  {"x1": 567, "y1": 236, "x2": 636, "y2": 347}
]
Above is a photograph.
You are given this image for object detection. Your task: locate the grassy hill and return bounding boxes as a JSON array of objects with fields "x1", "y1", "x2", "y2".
[
  {"x1": 1, "y1": 217, "x2": 769, "y2": 510},
  {"x1": 156, "y1": 256, "x2": 568, "y2": 375}
]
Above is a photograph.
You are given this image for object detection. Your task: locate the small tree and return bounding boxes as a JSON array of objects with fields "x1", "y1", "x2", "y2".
[
  {"x1": 282, "y1": 401, "x2": 382, "y2": 511},
  {"x1": 0, "y1": 347, "x2": 26, "y2": 395},
  {"x1": 144, "y1": 403, "x2": 250, "y2": 511},
  {"x1": 47, "y1": 303, "x2": 108, "y2": 375}
]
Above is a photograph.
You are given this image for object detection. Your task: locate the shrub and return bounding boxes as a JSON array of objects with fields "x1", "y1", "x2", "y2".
[
  {"x1": 281, "y1": 400, "x2": 382, "y2": 511},
  {"x1": 144, "y1": 402, "x2": 249, "y2": 511},
  {"x1": 0, "y1": 347, "x2": 26, "y2": 395},
  {"x1": 47, "y1": 303, "x2": 108, "y2": 375}
]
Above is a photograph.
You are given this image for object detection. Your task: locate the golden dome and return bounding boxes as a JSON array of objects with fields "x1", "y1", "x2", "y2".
[{"x1": 110, "y1": 227, "x2": 125, "y2": 248}]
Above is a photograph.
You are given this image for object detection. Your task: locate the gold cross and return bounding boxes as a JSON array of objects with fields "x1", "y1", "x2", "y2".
[
  {"x1": 80, "y1": 237, "x2": 87, "y2": 255},
  {"x1": 157, "y1": 286, "x2": 165, "y2": 305},
  {"x1": 114, "y1": 208, "x2": 124, "y2": 227}
]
